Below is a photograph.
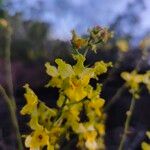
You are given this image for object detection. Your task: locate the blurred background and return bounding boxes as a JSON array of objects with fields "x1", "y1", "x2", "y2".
[{"x1": 0, "y1": 0, "x2": 150, "y2": 149}]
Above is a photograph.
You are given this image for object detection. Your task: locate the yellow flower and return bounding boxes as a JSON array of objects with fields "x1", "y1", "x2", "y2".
[
  {"x1": 95, "y1": 123, "x2": 105, "y2": 136},
  {"x1": 37, "y1": 103, "x2": 57, "y2": 129},
  {"x1": 28, "y1": 109, "x2": 41, "y2": 130},
  {"x1": 64, "y1": 104, "x2": 82, "y2": 131},
  {"x1": 94, "y1": 61, "x2": 112, "y2": 77},
  {"x1": 121, "y1": 71, "x2": 143, "y2": 95},
  {"x1": 25, "y1": 127, "x2": 49, "y2": 150},
  {"x1": 141, "y1": 142, "x2": 150, "y2": 150},
  {"x1": 20, "y1": 84, "x2": 38, "y2": 115},
  {"x1": 79, "y1": 68, "x2": 94, "y2": 86},
  {"x1": 65, "y1": 55, "x2": 92, "y2": 101},
  {"x1": 45, "y1": 54, "x2": 111, "y2": 102},
  {"x1": 74, "y1": 38, "x2": 87, "y2": 49},
  {"x1": 48, "y1": 126, "x2": 63, "y2": 145},
  {"x1": 141, "y1": 131, "x2": 150, "y2": 150},
  {"x1": 87, "y1": 98, "x2": 105, "y2": 117},
  {"x1": 64, "y1": 77, "x2": 88, "y2": 101},
  {"x1": 77, "y1": 122, "x2": 106, "y2": 149},
  {"x1": 46, "y1": 77, "x2": 63, "y2": 88},
  {"x1": 77, "y1": 124, "x2": 99, "y2": 150},
  {"x1": 87, "y1": 84, "x2": 102, "y2": 99},
  {"x1": 84, "y1": 131, "x2": 98, "y2": 150},
  {"x1": 116, "y1": 39, "x2": 129, "y2": 52},
  {"x1": 21, "y1": 28, "x2": 113, "y2": 150},
  {"x1": 73, "y1": 54, "x2": 85, "y2": 74},
  {"x1": 71, "y1": 30, "x2": 87, "y2": 49}
]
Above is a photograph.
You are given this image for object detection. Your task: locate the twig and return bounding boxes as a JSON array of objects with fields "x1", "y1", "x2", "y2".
[
  {"x1": 118, "y1": 96, "x2": 136, "y2": 150},
  {"x1": 84, "y1": 48, "x2": 89, "y2": 57},
  {"x1": 2, "y1": 18, "x2": 23, "y2": 149},
  {"x1": 103, "y1": 48, "x2": 148, "y2": 112},
  {"x1": 0, "y1": 85, "x2": 23, "y2": 150},
  {"x1": 52, "y1": 97, "x2": 68, "y2": 127},
  {"x1": 4, "y1": 25, "x2": 15, "y2": 105}
]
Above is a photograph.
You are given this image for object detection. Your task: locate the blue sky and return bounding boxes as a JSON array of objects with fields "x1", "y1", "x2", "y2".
[{"x1": 4, "y1": 0, "x2": 150, "y2": 40}]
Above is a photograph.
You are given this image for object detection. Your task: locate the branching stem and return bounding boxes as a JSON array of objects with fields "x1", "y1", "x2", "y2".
[
  {"x1": 103, "y1": 48, "x2": 148, "y2": 112},
  {"x1": 118, "y1": 96, "x2": 136, "y2": 150},
  {"x1": 1, "y1": 19, "x2": 23, "y2": 150},
  {"x1": 0, "y1": 85, "x2": 23, "y2": 150}
]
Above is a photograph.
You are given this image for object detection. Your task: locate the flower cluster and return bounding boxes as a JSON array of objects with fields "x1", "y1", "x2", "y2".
[
  {"x1": 21, "y1": 55, "x2": 111, "y2": 150},
  {"x1": 21, "y1": 27, "x2": 113, "y2": 150},
  {"x1": 121, "y1": 71, "x2": 150, "y2": 98},
  {"x1": 71, "y1": 26, "x2": 113, "y2": 52}
]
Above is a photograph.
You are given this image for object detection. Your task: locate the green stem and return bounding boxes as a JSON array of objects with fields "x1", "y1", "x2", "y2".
[
  {"x1": 4, "y1": 25, "x2": 15, "y2": 105},
  {"x1": 83, "y1": 48, "x2": 89, "y2": 57},
  {"x1": 75, "y1": 48, "x2": 80, "y2": 55},
  {"x1": 83, "y1": 35, "x2": 94, "y2": 57},
  {"x1": 0, "y1": 85, "x2": 23, "y2": 150},
  {"x1": 53, "y1": 98, "x2": 89, "y2": 126},
  {"x1": 103, "y1": 48, "x2": 148, "y2": 112},
  {"x1": 67, "y1": 98, "x2": 88, "y2": 106},
  {"x1": 52, "y1": 98, "x2": 67, "y2": 126},
  {"x1": 118, "y1": 96, "x2": 136, "y2": 150},
  {"x1": 2, "y1": 19, "x2": 23, "y2": 149}
]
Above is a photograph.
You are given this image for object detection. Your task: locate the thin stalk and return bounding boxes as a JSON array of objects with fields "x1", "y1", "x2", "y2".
[
  {"x1": 103, "y1": 48, "x2": 148, "y2": 112},
  {"x1": 2, "y1": 19, "x2": 23, "y2": 149},
  {"x1": 83, "y1": 48, "x2": 89, "y2": 57},
  {"x1": 118, "y1": 96, "x2": 136, "y2": 150},
  {"x1": 0, "y1": 85, "x2": 23, "y2": 150},
  {"x1": 67, "y1": 98, "x2": 89, "y2": 106},
  {"x1": 4, "y1": 25, "x2": 15, "y2": 106},
  {"x1": 51, "y1": 98, "x2": 67, "y2": 127},
  {"x1": 53, "y1": 98, "x2": 89, "y2": 126}
]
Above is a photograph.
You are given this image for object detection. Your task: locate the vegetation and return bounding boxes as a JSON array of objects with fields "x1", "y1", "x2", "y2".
[
  {"x1": 19, "y1": 27, "x2": 150, "y2": 150},
  {"x1": 0, "y1": 3, "x2": 150, "y2": 149}
]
